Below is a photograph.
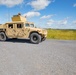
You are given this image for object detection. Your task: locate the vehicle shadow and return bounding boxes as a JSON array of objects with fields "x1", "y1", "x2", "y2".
[{"x1": 5, "y1": 39, "x2": 31, "y2": 44}]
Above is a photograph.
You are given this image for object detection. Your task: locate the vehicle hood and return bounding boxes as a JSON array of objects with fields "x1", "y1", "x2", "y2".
[
  {"x1": 29, "y1": 27, "x2": 44, "y2": 31},
  {"x1": 29, "y1": 27, "x2": 47, "y2": 34},
  {"x1": 0, "y1": 24, "x2": 4, "y2": 29}
]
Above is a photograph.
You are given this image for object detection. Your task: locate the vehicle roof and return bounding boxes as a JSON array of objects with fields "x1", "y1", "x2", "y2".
[
  {"x1": 5, "y1": 21, "x2": 34, "y2": 24},
  {"x1": 6, "y1": 21, "x2": 24, "y2": 24}
]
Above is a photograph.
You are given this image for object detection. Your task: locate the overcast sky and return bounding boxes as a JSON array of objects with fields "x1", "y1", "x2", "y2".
[{"x1": 0, "y1": 0, "x2": 76, "y2": 29}]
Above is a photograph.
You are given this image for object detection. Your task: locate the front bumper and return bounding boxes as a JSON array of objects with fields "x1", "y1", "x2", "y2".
[{"x1": 40, "y1": 30, "x2": 47, "y2": 38}]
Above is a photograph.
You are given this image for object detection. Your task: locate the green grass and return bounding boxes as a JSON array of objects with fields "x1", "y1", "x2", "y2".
[{"x1": 47, "y1": 29, "x2": 76, "y2": 40}]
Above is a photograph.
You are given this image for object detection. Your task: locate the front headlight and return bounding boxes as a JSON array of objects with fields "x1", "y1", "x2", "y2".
[
  {"x1": 37, "y1": 30, "x2": 42, "y2": 33},
  {"x1": 43, "y1": 30, "x2": 47, "y2": 33}
]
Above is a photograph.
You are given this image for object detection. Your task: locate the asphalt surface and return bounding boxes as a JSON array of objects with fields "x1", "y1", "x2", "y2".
[{"x1": 0, "y1": 39, "x2": 76, "y2": 75}]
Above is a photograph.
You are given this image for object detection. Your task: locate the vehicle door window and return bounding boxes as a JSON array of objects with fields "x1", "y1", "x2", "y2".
[
  {"x1": 8, "y1": 24, "x2": 13, "y2": 28},
  {"x1": 25, "y1": 23, "x2": 30, "y2": 27},
  {"x1": 17, "y1": 24, "x2": 23, "y2": 28}
]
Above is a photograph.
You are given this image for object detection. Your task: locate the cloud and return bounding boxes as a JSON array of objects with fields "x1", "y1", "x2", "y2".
[
  {"x1": 23, "y1": 11, "x2": 40, "y2": 18},
  {"x1": 73, "y1": 3, "x2": 76, "y2": 7},
  {"x1": 58, "y1": 19, "x2": 68, "y2": 25},
  {"x1": 57, "y1": 17, "x2": 69, "y2": 25},
  {"x1": 40, "y1": 15, "x2": 53, "y2": 19},
  {"x1": 73, "y1": 20, "x2": 76, "y2": 24},
  {"x1": 0, "y1": 0, "x2": 23, "y2": 7},
  {"x1": 47, "y1": 18, "x2": 68, "y2": 26},
  {"x1": 28, "y1": 0, "x2": 53, "y2": 11},
  {"x1": 47, "y1": 19, "x2": 55, "y2": 25}
]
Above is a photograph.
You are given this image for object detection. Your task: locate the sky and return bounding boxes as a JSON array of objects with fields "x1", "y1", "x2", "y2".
[{"x1": 0, "y1": 0, "x2": 76, "y2": 29}]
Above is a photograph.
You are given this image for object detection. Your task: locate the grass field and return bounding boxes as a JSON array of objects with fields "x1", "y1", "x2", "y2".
[{"x1": 47, "y1": 29, "x2": 76, "y2": 40}]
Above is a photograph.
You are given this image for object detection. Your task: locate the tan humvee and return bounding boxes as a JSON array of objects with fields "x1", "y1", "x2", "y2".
[{"x1": 0, "y1": 13, "x2": 47, "y2": 44}]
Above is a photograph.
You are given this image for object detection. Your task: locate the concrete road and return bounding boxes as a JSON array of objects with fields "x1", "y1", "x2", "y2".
[{"x1": 0, "y1": 39, "x2": 76, "y2": 75}]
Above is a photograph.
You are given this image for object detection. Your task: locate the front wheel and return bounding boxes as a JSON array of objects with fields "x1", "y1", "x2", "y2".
[
  {"x1": 30, "y1": 33, "x2": 41, "y2": 44},
  {"x1": 0, "y1": 32, "x2": 7, "y2": 41}
]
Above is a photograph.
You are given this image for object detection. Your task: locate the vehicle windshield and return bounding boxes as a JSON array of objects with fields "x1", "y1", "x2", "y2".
[
  {"x1": 30, "y1": 24, "x2": 34, "y2": 27},
  {"x1": 25, "y1": 23, "x2": 30, "y2": 27},
  {"x1": 25, "y1": 23, "x2": 34, "y2": 27}
]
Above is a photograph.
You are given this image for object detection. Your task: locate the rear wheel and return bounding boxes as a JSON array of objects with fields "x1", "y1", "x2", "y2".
[
  {"x1": 30, "y1": 33, "x2": 41, "y2": 44},
  {"x1": 0, "y1": 32, "x2": 7, "y2": 41}
]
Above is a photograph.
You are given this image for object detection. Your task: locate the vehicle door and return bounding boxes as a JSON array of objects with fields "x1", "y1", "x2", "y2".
[
  {"x1": 6, "y1": 23, "x2": 16, "y2": 37},
  {"x1": 15, "y1": 23, "x2": 25, "y2": 37},
  {"x1": 24, "y1": 23, "x2": 31, "y2": 38}
]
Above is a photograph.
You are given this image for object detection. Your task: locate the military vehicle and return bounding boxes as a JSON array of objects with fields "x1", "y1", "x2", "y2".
[{"x1": 0, "y1": 13, "x2": 47, "y2": 44}]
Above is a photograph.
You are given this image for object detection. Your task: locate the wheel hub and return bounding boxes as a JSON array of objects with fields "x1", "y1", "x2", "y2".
[{"x1": 33, "y1": 36, "x2": 38, "y2": 41}]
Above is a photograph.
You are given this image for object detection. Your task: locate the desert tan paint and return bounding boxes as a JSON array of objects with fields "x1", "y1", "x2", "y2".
[{"x1": 0, "y1": 14, "x2": 47, "y2": 39}]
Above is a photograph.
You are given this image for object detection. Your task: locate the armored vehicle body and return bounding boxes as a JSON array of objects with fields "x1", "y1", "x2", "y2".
[{"x1": 0, "y1": 13, "x2": 47, "y2": 44}]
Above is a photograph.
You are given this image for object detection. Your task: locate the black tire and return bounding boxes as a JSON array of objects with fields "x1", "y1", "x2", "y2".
[
  {"x1": 0, "y1": 32, "x2": 7, "y2": 41},
  {"x1": 30, "y1": 33, "x2": 41, "y2": 44}
]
